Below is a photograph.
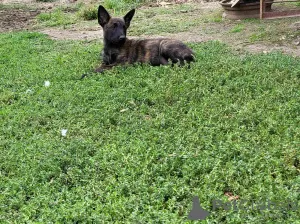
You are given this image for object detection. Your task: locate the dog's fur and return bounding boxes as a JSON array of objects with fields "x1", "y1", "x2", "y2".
[{"x1": 95, "y1": 5, "x2": 195, "y2": 72}]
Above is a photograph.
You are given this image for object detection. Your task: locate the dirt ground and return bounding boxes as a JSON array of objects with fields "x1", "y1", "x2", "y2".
[
  {"x1": 1, "y1": 0, "x2": 300, "y2": 56},
  {"x1": 0, "y1": 8, "x2": 39, "y2": 32}
]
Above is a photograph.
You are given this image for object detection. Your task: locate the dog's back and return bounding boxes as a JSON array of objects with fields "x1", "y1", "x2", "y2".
[{"x1": 97, "y1": 6, "x2": 194, "y2": 72}]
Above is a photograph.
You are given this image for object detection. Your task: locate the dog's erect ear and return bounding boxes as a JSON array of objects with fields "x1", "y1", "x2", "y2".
[
  {"x1": 98, "y1": 5, "x2": 111, "y2": 27},
  {"x1": 124, "y1": 9, "x2": 135, "y2": 28}
]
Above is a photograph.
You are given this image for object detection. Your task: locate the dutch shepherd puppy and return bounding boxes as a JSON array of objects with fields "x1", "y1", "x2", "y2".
[{"x1": 94, "y1": 5, "x2": 195, "y2": 73}]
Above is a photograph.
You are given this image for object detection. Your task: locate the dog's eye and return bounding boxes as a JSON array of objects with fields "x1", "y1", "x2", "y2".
[{"x1": 113, "y1": 23, "x2": 118, "y2": 28}]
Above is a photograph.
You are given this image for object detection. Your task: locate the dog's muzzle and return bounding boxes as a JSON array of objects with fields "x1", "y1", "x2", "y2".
[{"x1": 119, "y1": 35, "x2": 126, "y2": 41}]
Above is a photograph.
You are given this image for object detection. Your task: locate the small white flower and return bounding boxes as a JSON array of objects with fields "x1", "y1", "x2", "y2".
[
  {"x1": 26, "y1": 89, "x2": 33, "y2": 94},
  {"x1": 44, "y1": 81, "x2": 50, "y2": 87},
  {"x1": 120, "y1": 108, "x2": 129, "y2": 113},
  {"x1": 61, "y1": 129, "x2": 68, "y2": 137}
]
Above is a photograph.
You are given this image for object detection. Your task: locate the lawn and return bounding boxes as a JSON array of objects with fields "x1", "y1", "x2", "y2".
[{"x1": 0, "y1": 31, "x2": 299, "y2": 223}]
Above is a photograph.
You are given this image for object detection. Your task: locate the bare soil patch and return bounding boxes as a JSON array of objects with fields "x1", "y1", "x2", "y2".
[
  {"x1": 1, "y1": 0, "x2": 33, "y2": 3},
  {"x1": 244, "y1": 43, "x2": 300, "y2": 57},
  {"x1": 40, "y1": 29, "x2": 102, "y2": 41},
  {"x1": 0, "y1": 8, "x2": 40, "y2": 32}
]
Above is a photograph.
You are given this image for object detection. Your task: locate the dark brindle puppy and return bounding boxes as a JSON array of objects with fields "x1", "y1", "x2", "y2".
[{"x1": 95, "y1": 5, "x2": 194, "y2": 73}]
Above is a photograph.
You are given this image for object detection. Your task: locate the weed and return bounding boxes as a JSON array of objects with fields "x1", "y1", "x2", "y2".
[
  {"x1": 103, "y1": 0, "x2": 144, "y2": 12},
  {"x1": 78, "y1": 5, "x2": 98, "y2": 21},
  {"x1": 230, "y1": 24, "x2": 245, "y2": 33},
  {"x1": 0, "y1": 3, "x2": 31, "y2": 10},
  {"x1": 204, "y1": 10, "x2": 223, "y2": 23},
  {"x1": 37, "y1": 8, "x2": 77, "y2": 27},
  {"x1": 60, "y1": 2, "x2": 85, "y2": 13},
  {"x1": 249, "y1": 31, "x2": 267, "y2": 42}
]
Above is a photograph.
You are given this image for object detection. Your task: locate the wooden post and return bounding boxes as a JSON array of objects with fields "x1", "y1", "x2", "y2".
[{"x1": 260, "y1": 0, "x2": 264, "y2": 19}]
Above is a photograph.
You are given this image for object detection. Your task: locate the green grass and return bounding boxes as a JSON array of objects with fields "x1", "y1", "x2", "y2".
[
  {"x1": 103, "y1": 0, "x2": 144, "y2": 10},
  {"x1": 129, "y1": 6, "x2": 223, "y2": 36},
  {"x1": 37, "y1": 8, "x2": 78, "y2": 27},
  {"x1": 0, "y1": 32, "x2": 300, "y2": 223},
  {"x1": 230, "y1": 24, "x2": 245, "y2": 33},
  {"x1": 0, "y1": 3, "x2": 33, "y2": 10},
  {"x1": 35, "y1": 1, "x2": 144, "y2": 26},
  {"x1": 31, "y1": 1, "x2": 300, "y2": 48},
  {"x1": 77, "y1": 4, "x2": 98, "y2": 21},
  {"x1": 35, "y1": 3, "x2": 223, "y2": 35}
]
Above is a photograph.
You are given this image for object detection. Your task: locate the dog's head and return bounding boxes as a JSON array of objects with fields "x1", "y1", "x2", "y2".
[{"x1": 98, "y1": 5, "x2": 135, "y2": 46}]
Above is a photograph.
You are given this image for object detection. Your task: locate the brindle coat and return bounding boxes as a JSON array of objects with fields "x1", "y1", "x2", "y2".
[{"x1": 95, "y1": 5, "x2": 195, "y2": 72}]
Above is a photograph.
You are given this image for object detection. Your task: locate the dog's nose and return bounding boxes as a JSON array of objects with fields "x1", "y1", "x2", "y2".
[{"x1": 119, "y1": 35, "x2": 126, "y2": 41}]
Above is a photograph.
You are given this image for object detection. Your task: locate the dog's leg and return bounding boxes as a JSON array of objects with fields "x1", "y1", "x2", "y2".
[
  {"x1": 80, "y1": 64, "x2": 116, "y2": 80},
  {"x1": 160, "y1": 40, "x2": 194, "y2": 66},
  {"x1": 95, "y1": 64, "x2": 116, "y2": 73},
  {"x1": 160, "y1": 57, "x2": 169, "y2": 65}
]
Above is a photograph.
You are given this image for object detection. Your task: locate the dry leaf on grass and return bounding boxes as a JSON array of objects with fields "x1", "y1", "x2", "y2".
[{"x1": 224, "y1": 192, "x2": 240, "y2": 201}]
